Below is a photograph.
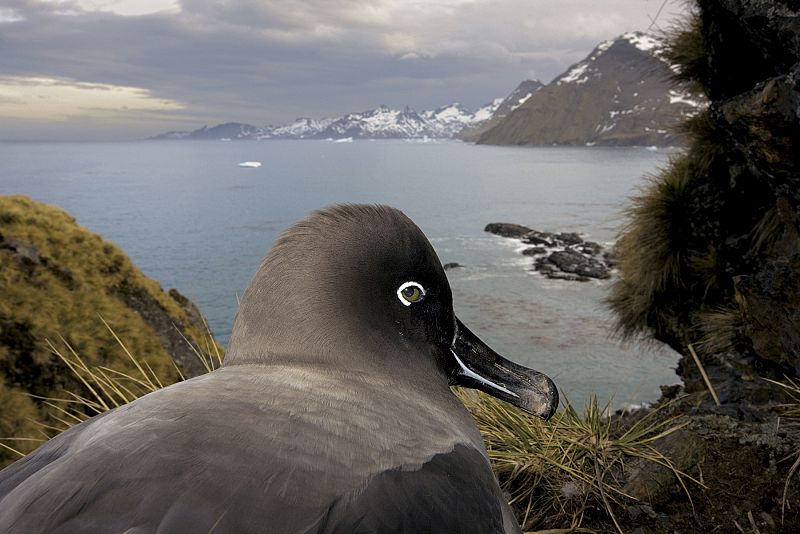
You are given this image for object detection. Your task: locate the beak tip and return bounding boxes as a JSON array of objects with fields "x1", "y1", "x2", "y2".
[{"x1": 519, "y1": 376, "x2": 559, "y2": 421}]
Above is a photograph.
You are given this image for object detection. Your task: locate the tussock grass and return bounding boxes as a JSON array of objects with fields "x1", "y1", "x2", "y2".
[
  {"x1": 458, "y1": 390, "x2": 698, "y2": 532},
  {"x1": 663, "y1": 8, "x2": 707, "y2": 93},
  {"x1": 696, "y1": 306, "x2": 744, "y2": 356},
  {"x1": 608, "y1": 156, "x2": 694, "y2": 341},
  {"x1": 0, "y1": 195, "x2": 223, "y2": 466},
  {"x1": 768, "y1": 377, "x2": 800, "y2": 420}
]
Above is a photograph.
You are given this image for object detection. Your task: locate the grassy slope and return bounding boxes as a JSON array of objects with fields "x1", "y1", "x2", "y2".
[{"x1": 0, "y1": 195, "x2": 219, "y2": 466}]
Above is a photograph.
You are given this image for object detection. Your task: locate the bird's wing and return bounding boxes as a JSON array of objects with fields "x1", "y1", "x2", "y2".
[
  {"x1": 320, "y1": 443, "x2": 518, "y2": 534},
  {"x1": 0, "y1": 372, "x2": 343, "y2": 533}
]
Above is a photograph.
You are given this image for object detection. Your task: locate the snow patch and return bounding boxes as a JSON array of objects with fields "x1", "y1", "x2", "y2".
[
  {"x1": 511, "y1": 92, "x2": 533, "y2": 111},
  {"x1": 559, "y1": 63, "x2": 590, "y2": 84},
  {"x1": 623, "y1": 31, "x2": 660, "y2": 52},
  {"x1": 669, "y1": 90, "x2": 705, "y2": 108}
]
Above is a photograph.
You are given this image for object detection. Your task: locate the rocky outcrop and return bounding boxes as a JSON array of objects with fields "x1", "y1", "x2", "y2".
[
  {"x1": 485, "y1": 224, "x2": 612, "y2": 281},
  {"x1": 601, "y1": 2, "x2": 800, "y2": 531},
  {"x1": 608, "y1": 0, "x2": 800, "y2": 400},
  {"x1": 605, "y1": 391, "x2": 800, "y2": 532}
]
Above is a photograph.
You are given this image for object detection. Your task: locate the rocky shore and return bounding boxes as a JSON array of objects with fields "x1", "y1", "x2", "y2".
[{"x1": 485, "y1": 222, "x2": 613, "y2": 281}]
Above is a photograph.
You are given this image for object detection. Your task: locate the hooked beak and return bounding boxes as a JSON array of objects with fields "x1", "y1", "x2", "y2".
[{"x1": 449, "y1": 318, "x2": 558, "y2": 420}]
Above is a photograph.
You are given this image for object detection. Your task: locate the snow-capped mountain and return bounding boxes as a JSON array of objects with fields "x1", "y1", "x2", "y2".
[
  {"x1": 152, "y1": 102, "x2": 499, "y2": 141},
  {"x1": 321, "y1": 106, "x2": 430, "y2": 139},
  {"x1": 420, "y1": 102, "x2": 503, "y2": 137},
  {"x1": 261, "y1": 117, "x2": 335, "y2": 139},
  {"x1": 478, "y1": 32, "x2": 705, "y2": 146}
]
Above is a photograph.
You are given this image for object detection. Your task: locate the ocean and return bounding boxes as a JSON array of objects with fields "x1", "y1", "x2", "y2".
[{"x1": 0, "y1": 139, "x2": 680, "y2": 409}]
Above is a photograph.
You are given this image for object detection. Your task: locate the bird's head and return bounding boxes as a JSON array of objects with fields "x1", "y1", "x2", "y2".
[{"x1": 226, "y1": 204, "x2": 558, "y2": 419}]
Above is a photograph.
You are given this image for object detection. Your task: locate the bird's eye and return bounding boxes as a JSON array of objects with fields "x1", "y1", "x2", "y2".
[{"x1": 397, "y1": 281, "x2": 425, "y2": 306}]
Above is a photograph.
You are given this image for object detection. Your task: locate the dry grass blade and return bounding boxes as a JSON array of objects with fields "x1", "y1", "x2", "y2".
[
  {"x1": 47, "y1": 338, "x2": 111, "y2": 413},
  {"x1": 0, "y1": 442, "x2": 26, "y2": 458},
  {"x1": 99, "y1": 315, "x2": 159, "y2": 391},
  {"x1": 173, "y1": 322, "x2": 223, "y2": 373},
  {"x1": 764, "y1": 376, "x2": 800, "y2": 419}
]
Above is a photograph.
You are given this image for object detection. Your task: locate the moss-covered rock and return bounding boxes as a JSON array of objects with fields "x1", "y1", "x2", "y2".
[{"x1": 0, "y1": 195, "x2": 222, "y2": 466}]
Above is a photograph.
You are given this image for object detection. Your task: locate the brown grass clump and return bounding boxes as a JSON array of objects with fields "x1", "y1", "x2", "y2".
[
  {"x1": 458, "y1": 390, "x2": 698, "y2": 532},
  {"x1": 607, "y1": 156, "x2": 694, "y2": 343},
  {"x1": 695, "y1": 306, "x2": 744, "y2": 357}
]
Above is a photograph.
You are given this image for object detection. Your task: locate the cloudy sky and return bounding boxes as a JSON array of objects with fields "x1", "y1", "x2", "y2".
[{"x1": 0, "y1": 0, "x2": 686, "y2": 140}]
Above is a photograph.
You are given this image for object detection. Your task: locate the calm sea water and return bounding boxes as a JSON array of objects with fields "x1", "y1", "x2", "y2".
[{"x1": 0, "y1": 139, "x2": 680, "y2": 408}]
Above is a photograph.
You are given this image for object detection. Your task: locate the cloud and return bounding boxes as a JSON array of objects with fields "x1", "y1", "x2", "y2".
[
  {"x1": 0, "y1": 7, "x2": 25, "y2": 22},
  {"x1": 0, "y1": 75, "x2": 182, "y2": 118},
  {"x1": 38, "y1": 0, "x2": 180, "y2": 16},
  {"x1": 0, "y1": 0, "x2": 688, "y2": 139}
]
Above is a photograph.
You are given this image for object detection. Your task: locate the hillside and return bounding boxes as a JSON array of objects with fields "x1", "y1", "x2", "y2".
[
  {"x1": 0, "y1": 196, "x2": 221, "y2": 467},
  {"x1": 459, "y1": 80, "x2": 544, "y2": 142},
  {"x1": 478, "y1": 32, "x2": 703, "y2": 147}
]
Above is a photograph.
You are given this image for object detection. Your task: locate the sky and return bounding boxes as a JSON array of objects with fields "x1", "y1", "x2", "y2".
[{"x1": 0, "y1": 0, "x2": 687, "y2": 140}]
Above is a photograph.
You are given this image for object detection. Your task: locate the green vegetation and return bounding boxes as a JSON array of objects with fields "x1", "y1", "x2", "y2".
[{"x1": 0, "y1": 195, "x2": 221, "y2": 467}]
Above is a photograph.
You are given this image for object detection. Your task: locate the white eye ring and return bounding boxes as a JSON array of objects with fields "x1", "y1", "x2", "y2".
[{"x1": 397, "y1": 281, "x2": 426, "y2": 306}]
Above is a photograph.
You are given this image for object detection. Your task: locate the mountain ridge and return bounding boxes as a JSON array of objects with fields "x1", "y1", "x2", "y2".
[
  {"x1": 477, "y1": 32, "x2": 703, "y2": 147},
  {"x1": 150, "y1": 32, "x2": 703, "y2": 145}
]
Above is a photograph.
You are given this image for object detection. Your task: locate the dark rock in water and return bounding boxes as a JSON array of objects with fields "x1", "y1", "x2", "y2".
[
  {"x1": 522, "y1": 233, "x2": 554, "y2": 247},
  {"x1": 542, "y1": 249, "x2": 611, "y2": 279},
  {"x1": 556, "y1": 232, "x2": 583, "y2": 246},
  {"x1": 521, "y1": 246, "x2": 547, "y2": 256},
  {"x1": 442, "y1": 262, "x2": 463, "y2": 271},
  {"x1": 534, "y1": 267, "x2": 591, "y2": 282},
  {"x1": 486, "y1": 223, "x2": 613, "y2": 281},
  {"x1": 546, "y1": 249, "x2": 587, "y2": 272},
  {"x1": 580, "y1": 241, "x2": 603, "y2": 255},
  {"x1": 484, "y1": 222, "x2": 534, "y2": 239}
]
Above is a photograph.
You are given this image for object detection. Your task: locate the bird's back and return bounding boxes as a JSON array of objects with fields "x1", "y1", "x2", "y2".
[{"x1": 0, "y1": 364, "x2": 516, "y2": 533}]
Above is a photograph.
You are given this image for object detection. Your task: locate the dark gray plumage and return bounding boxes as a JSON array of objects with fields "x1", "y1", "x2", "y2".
[{"x1": 0, "y1": 205, "x2": 557, "y2": 533}]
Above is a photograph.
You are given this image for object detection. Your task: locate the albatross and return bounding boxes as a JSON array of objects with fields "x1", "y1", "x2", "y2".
[{"x1": 0, "y1": 204, "x2": 558, "y2": 533}]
